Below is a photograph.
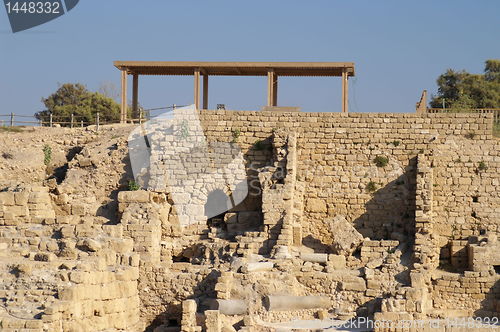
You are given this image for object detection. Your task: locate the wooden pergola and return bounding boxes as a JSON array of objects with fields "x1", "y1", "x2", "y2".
[{"x1": 113, "y1": 61, "x2": 355, "y2": 123}]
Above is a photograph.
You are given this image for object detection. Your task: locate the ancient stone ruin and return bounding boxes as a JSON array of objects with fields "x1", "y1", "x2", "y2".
[{"x1": 0, "y1": 110, "x2": 498, "y2": 331}]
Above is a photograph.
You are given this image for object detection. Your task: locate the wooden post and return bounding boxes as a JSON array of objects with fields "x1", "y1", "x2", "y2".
[
  {"x1": 49, "y1": 113, "x2": 53, "y2": 127},
  {"x1": 273, "y1": 74, "x2": 278, "y2": 106},
  {"x1": 139, "y1": 110, "x2": 143, "y2": 124},
  {"x1": 203, "y1": 74, "x2": 209, "y2": 110},
  {"x1": 132, "y1": 74, "x2": 139, "y2": 119},
  {"x1": 96, "y1": 112, "x2": 100, "y2": 131},
  {"x1": 267, "y1": 69, "x2": 276, "y2": 107},
  {"x1": 342, "y1": 70, "x2": 349, "y2": 113},
  {"x1": 10, "y1": 112, "x2": 14, "y2": 127},
  {"x1": 120, "y1": 70, "x2": 128, "y2": 123},
  {"x1": 194, "y1": 69, "x2": 201, "y2": 110},
  {"x1": 81, "y1": 120, "x2": 83, "y2": 127},
  {"x1": 71, "y1": 113, "x2": 74, "y2": 128}
]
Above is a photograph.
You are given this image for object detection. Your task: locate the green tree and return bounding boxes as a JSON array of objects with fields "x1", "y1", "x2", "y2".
[
  {"x1": 35, "y1": 83, "x2": 121, "y2": 125},
  {"x1": 430, "y1": 59, "x2": 500, "y2": 110}
]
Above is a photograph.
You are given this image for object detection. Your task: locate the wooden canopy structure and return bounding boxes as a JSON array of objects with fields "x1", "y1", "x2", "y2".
[{"x1": 114, "y1": 61, "x2": 355, "y2": 123}]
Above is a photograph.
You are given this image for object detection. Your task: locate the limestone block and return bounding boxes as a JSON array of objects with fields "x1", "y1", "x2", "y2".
[
  {"x1": 0, "y1": 192, "x2": 15, "y2": 205},
  {"x1": 118, "y1": 190, "x2": 150, "y2": 203},
  {"x1": 340, "y1": 279, "x2": 366, "y2": 292},
  {"x1": 4, "y1": 205, "x2": 29, "y2": 217},
  {"x1": 263, "y1": 295, "x2": 331, "y2": 311},
  {"x1": 328, "y1": 254, "x2": 346, "y2": 269},
  {"x1": 242, "y1": 261, "x2": 274, "y2": 273},
  {"x1": 305, "y1": 198, "x2": 327, "y2": 213},
  {"x1": 292, "y1": 226, "x2": 302, "y2": 246},
  {"x1": 71, "y1": 204, "x2": 86, "y2": 216},
  {"x1": 273, "y1": 246, "x2": 292, "y2": 259},
  {"x1": 77, "y1": 238, "x2": 102, "y2": 252},
  {"x1": 301, "y1": 253, "x2": 328, "y2": 263},
  {"x1": 328, "y1": 215, "x2": 363, "y2": 256},
  {"x1": 205, "y1": 310, "x2": 221, "y2": 332},
  {"x1": 14, "y1": 191, "x2": 29, "y2": 205},
  {"x1": 366, "y1": 258, "x2": 384, "y2": 269},
  {"x1": 28, "y1": 192, "x2": 51, "y2": 204}
]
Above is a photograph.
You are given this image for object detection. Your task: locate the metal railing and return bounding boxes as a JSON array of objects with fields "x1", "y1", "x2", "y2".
[
  {"x1": 426, "y1": 108, "x2": 500, "y2": 123},
  {"x1": 0, "y1": 105, "x2": 189, "y2": 129},
  {"x1": 0, "y1": 112, "x2": 98, "y2": 128}
]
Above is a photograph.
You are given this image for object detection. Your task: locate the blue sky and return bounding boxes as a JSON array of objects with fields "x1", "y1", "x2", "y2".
[{"x1": 0, "y1": 0, "x2": 499, "y2": 117}]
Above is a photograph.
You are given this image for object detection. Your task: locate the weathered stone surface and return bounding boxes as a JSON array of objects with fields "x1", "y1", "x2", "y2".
[
  {"x1": 242, "y1": 261, "x2": 274, "y2": 273},
  {"x1": 305, "y1": 198, "x2": 327, "y2": 213},
  {"x1": 366, "y1": 258, "x2": 384, "y2": 269},
  {"x1": 211, "y1": 299, "x2": 247, "y2": 315},
  {"x1": 117, "y1": 190, "x2": 150, "y2": 203},
  {"x1": 263, "y1": 295, "x2": 330, "y2": 311},
  {"x1": 300, "y1": 252, "x2": 328, "y2": 263},
  {"x1": 328, "y1": 254, "x2": 346, "y2": 269},
  {"x1": 328, "y1": 215, "x2": 364, "y2": 256},
  {"x1": 77, "y1": 238, "x2": 102, "y2": 252}
]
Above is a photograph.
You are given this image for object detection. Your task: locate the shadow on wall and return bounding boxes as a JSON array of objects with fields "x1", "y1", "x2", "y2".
[
  {"x1": 474, "y1": 278, "x2": 500, "y2": 318},
  {"x1": 353, "y1": 157, "x2": 417, "y2": 241},
  {"x1": 302, "y1": 235, "x2": 331, "y2": 253},
  {"x1": 97, "y1": 154, "x2": 135, "y2": 224},
  {"x1": 204, "y1": 137, "x2": 273, "y2": 238}
]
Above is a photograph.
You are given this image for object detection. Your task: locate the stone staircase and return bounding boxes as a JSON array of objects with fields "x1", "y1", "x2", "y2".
[{"x1": 235, "y1": 231, "x2": 269, "y2": 257}]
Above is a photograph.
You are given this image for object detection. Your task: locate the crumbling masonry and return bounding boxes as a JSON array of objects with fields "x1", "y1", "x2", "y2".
[{"x1": 0, "y1": 111, "x2": 498, "y2": 331}]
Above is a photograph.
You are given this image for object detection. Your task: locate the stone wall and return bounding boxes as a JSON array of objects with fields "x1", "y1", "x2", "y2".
[
  {"x1": 0, "y1": 184, "x2": 142, "y2": 331},
  {"x1": 431, "y1": 271, "x2": 500, "y2": 318},
  {"x1": 432, "y1": 134, "x2": 500, "y2": 241},
  {"x1": 196, "y1": 111, "x2": 495, "y2": 245}
]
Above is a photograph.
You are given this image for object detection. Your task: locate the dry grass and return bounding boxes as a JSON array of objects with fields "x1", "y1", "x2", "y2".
[{"x1": 0, "y1": 126, "x2": 23, "y2": 133}]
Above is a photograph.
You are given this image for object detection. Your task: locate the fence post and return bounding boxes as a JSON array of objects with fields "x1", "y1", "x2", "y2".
[
  {"x1": 96, "y1": 112, "x2": 100, "y2": 131},
  {"x1": 10, "y1": 113, "x2": 14, "y2": 127},
  {"x1": 81, "y1": 120, "x2": 83, "y2": 128},
  {"x1": 71, "y1": 113, "x2": 74, "y2": 128},
  {"x1": 139, "y1": 110, "x2": 143, "y2": 124},
  {"x1": 49, "y1": 113, "x2": 53, "y2": 127}
]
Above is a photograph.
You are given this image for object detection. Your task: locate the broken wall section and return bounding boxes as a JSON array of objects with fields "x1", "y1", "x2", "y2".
[{"x1": 258, "y1": 129, "x2": 301, "y2": 256}]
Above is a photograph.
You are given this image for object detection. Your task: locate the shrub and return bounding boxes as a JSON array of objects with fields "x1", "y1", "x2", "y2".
[
  {"x1": 43, "y1": 145, "x2": 52, "y2": 165},
  {"x1": 392, "y1": 140, "x2": 400, "y2": 147},
  {"x1": 366, "y1": 181, "x2": 378, "y2": 193},
  {"x1": 373, "y1": 155, "x2": 389, "y2": 167},
  {"x1": 477, "y1": 161, "x2": 488, "y2": 172},
  {"x1": 231, "y1": 129, "x2": 241, "y2": 143},
  {"x1": 35, "y1": 83, "x2": 121, "y2": 125},
  {"x1": 465, "y1": 132, "x2": 476, "y2": 139},
  {"x1": 128, "y1": 180, "x2": 140, "y2": 191},
  {"x1": 1, "y1": 152, "x2": 13, "y2": 159}
]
